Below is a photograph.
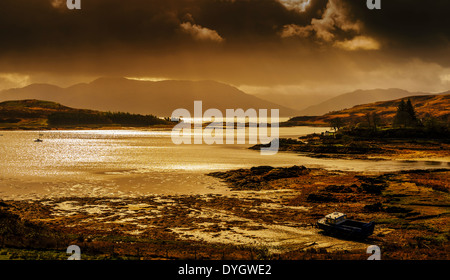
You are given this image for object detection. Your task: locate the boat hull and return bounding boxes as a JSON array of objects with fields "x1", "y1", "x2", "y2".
[{"x1": 317, "y1": 218, "x2": 375, "y2": 239}]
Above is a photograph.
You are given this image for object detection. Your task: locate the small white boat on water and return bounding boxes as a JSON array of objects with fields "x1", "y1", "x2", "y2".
[{"x1": 34, "y1": 133, "x2": 44, "y2": 142}]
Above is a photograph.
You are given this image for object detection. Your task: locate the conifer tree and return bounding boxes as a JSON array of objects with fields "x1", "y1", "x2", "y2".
[
  {"x1": 393, "y1": 99, "x2": 419, "y2": 127},
  {"x1": 405, "y1": 99, "x2": 417, "y2": 122}
]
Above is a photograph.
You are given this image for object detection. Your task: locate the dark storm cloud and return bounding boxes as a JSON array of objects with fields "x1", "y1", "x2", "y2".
[
  {"x1": 0, "y1": 0, "x2": 449, "y2": 92},
  {"x1": 346, "y1": 0, "x2": 450, "y2": 46},
  {"x1": 0, "y1": 0, "x2": 334, "y2": 78},
  {"x1": 0, "y1": 0, "x2": 335, "y2": 52},
  {"x1": 0, "y1": 0, "x2": 182, "y2": 51},
  {"x1": 0, "y1": 0, "x2": 450, "y2": 50},
  {"x1": 1, "y1": 1, "x2": 448, "y2": 54},
  {"x1": 343, "y1": 0, "x2": 450, "y2": 65}
]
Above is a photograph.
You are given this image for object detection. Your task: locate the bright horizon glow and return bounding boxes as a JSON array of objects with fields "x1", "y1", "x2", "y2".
[{"x1": 125, "y1": 77, "x2": 170, "y2": 82}]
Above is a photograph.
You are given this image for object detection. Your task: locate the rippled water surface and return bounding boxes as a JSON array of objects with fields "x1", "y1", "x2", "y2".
[{"x1": 0, "y1": 128, "x2": 448, "y2": 199}]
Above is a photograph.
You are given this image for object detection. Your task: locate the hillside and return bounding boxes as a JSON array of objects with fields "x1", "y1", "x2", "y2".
[
  {"x1": 0, "y1": 78, "x2": 299, "y2": 117},
  {"x1": 252, "y1": 92, "x2": 333, "y2": 112},
  {"x1": 297, "y1": 89, "x2": 437, "y2": 116},
  {"x1": 284, "y1": 94, "x2": 450, "y2": 127},
  {"x1": 0, "y1": 99, "x2": 170, "y2": 130}
]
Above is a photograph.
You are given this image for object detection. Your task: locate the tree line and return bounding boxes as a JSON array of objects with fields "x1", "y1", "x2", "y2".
[
  {"x1": 329, "y1": 99, "x2": 449, "y2": 139},
  {"x1": 47, "y1": 111, "x2": 169, "y2": 126}
]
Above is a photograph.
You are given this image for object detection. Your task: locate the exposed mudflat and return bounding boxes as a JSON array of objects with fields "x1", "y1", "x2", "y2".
[{"x1": 1, "y1": 167, "x2": 448, "y2": 260}]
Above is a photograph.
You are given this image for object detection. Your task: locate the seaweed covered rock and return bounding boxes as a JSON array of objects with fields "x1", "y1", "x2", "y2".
[
  {"x1": 325, "y1": 184, "x2": 355, "y2": 193},
  {"x1": 356, "y1": 176, "x2": 388, "y2": 194},
  {"x1": 262, "y1": 166, "x2": 309, "y2": 181},
  {"x1": 208, "y1": 165, "x2": 310, "y2": 190},
  {"x1": 250, "y1": 166, "x2": 274, "y2": 175},
  {"x1": 306, "y1": 193, "x2": 338, "y2": 203},
  {"x1": 364, "y1": 202, "x2": 384, "y2": 212},
  {"x1": 0, "y1": 203, "x2": 64, "y2": 249}
]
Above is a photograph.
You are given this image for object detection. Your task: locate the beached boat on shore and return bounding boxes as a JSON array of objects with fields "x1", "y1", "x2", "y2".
[{"x1": 317, "y1": 212, "x2": 375, "y2": 239}]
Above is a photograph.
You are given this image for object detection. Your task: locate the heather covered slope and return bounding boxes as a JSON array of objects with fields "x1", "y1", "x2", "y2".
[
  {"x1": 297, "y1": 89, "x2": 437, "y2": 116},
  {"x1": 285, "y1": 94, "x2": 450, "y2": 127}
]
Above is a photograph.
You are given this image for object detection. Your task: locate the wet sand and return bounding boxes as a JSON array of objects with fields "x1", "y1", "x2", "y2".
[{"x1": 1, "y1": 166, "x2": 448, "y2": 260}]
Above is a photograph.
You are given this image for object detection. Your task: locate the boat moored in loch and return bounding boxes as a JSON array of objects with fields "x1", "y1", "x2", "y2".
[{"x1": 34, "y1": 133, "x2": 44, "y2": 142}]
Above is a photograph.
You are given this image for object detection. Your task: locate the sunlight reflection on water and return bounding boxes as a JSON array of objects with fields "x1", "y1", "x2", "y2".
[{"x1": 0, "y1": 128, "x2": 448, "y2": 199}]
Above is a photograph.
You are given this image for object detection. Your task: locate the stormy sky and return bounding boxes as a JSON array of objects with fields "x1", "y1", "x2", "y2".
[{"x1": 0, "y1": 0, "x2": 449, "y2": 95}]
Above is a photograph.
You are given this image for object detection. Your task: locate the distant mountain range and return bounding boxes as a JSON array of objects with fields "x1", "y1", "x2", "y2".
[
  {"x1": 296, "y1": 88, "x2": 450, "y2": 116},
  {"x1": 2, "y1": 93, "x2": 448, "y2": 130},
  {"x1": 1, "y1": 78, "x2": 448, "y2": 120},
  {"x1": 0, "y1": 78, "x2": 300, "y2": 117},
  {"x1": 284, "y1": 94, "x2": 450, "y2": 127},
  {"x1": 252, "y1": 93, "x2": 334, "y2": 112}
]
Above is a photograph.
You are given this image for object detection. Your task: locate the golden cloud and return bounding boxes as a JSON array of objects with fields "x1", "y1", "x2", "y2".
[
  {"x1": 334, "y1": 36, "x2": 380, "y2": 51},
  {"x1": 180, "y1": 22, "x2": 224, "y2": 43}
]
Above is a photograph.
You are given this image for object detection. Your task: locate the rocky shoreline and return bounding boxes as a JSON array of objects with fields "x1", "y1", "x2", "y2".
[
  {"x1": 250, "y1": 137, "x2": 450, "y2": 161},
  {"x1": 1, "y1": 166, "x2": 448, "y2": 260}
]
